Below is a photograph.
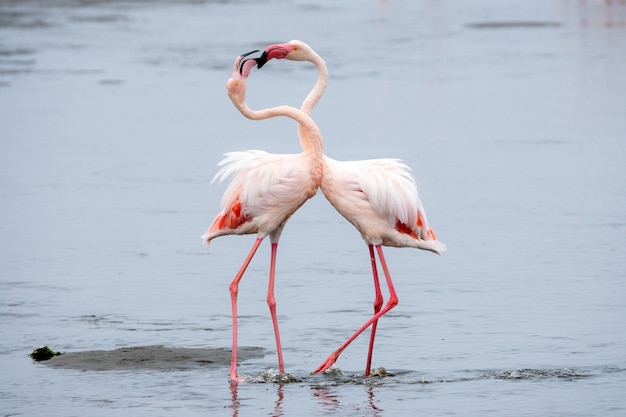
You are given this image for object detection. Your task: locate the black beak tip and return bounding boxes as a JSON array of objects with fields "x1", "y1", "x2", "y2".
[
  {"x1": 256, "y1": 51, "x2": 269, "y2": 69},
  {"x1": 240, "y1": 49, "x2": 259, "y2": 59}
]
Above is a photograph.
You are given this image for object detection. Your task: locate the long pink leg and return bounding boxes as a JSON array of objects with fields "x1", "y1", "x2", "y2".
[
  {"x1": 229, "y1": 237, "x2": 264, "y2": 382},
  {"x1": 365, "y1": 244, "x2": 383, "y2": 376},
  {"x1": 312, "y1": 245, "x2": 398, "y2": 374},
  {"x1": 267, "y1": 242, "x2": 285, "y2": 373}
]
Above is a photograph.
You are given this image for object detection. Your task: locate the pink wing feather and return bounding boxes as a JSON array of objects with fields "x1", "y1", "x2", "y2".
[
  {"x1": 202, "y1": 150, "x2": 317, "y2": 244},
  {"x1": 325, "y1": 156, "x2": 441, "y2": 243}
]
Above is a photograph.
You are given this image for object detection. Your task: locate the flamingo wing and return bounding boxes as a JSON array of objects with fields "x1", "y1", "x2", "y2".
[
  {"x1": 325, "y1": 156, "x2": 437, "y2": 242},
  {"x1": 203, "y1": 150, "x2": 315, "y2": 243}
]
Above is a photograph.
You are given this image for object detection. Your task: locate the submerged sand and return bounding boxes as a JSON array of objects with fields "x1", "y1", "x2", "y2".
[{"x1": 42, "y1": 346, "x2": 265, "y2": 371}]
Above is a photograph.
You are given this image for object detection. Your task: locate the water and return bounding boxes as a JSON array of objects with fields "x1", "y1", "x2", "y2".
[{"x1": 1, "y1": 0, "x2": 625, "y2": 415}]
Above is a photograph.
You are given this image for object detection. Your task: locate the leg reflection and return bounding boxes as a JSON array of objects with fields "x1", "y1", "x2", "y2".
[
  {"x1": 229, "y1": 381, "x2": 285, "y2": 417},
  {"x1": 366, "y1": 385, "x2": 383, "y2": 417},
  {"x1": 273, "y1": 384, "x2": 285, "y2": 417},
  {"x1": 311, "y1": 385, "x2": 340, "y2": 413},
  {"x1": 311, "y1": 384, "x2": 384, "y2": 416},
  {"x1": 229, "y1": 381, "x2": 240, "y2": 417}
]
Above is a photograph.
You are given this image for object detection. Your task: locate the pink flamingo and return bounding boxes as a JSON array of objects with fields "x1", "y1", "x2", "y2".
[
  {"x1": 255, "y1": 40, "x2": 446, "y2": 376},
  {"x1": 202, "y1": 52, "x2": 324, "y2": 382}
]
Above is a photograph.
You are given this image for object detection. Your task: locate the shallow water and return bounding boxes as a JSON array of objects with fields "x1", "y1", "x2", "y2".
[{"x1": 1, "y1": 0, "x2": 626, "y2": 416}]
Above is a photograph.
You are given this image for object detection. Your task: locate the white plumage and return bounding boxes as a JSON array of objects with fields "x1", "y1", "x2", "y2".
[
  {"x1": 202, "y1": 56, "x2": 324, "y2": 382},
  {"x1": 254, "y1": 40, "x2": 446, "y2": 376},
  {"x1": 202, "y1": 150, "x2": 317, "y2": 244}
]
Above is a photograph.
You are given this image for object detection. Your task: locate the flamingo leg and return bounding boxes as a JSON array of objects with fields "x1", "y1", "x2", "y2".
[
  {"x1": 229, "y1": 236, "x2": 264, "y2": 382},
  {"x1": 312, "y1": 245, "x2": 398, "y2": 375},
  {"x1": 365, "y1": 244, "x2": 383, "y2": 376},
  {"x1": 267, "y1": 242, "x2": 285, "y2": 373}
]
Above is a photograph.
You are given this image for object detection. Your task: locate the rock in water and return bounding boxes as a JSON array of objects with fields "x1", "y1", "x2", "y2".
[{"x1": 30, "y1": 346, "x2": 62, "y2": 361}]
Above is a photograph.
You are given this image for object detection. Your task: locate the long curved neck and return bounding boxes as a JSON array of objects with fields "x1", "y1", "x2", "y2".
[
  {"x1": 296, "y1": 50, "x2": 328, "y2": 155},
  {"x1": 229, "y1": 89, "x2": 324, "y2": 159},
  {"x1": 300, "y1": 51, "x2": 329, "y2": 116}
]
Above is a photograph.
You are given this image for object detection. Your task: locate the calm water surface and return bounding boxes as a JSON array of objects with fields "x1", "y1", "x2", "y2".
[{"x1": 1, "y1": 1, "x2": 625, "y2": 416}]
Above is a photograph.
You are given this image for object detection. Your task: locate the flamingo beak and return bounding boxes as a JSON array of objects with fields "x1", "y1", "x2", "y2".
[
  {"x1": 256, "y1": 46, "x2": 284, "y2": 69},
  {"x1": 238, "y1": 49, "x2": 260, "y2": 75},
  {"x1": 256, "y1": 50, "x2": 269, "y2": 69},
  {"x1": 255, "y1": 43, "x2": 294, "y2": 69}
]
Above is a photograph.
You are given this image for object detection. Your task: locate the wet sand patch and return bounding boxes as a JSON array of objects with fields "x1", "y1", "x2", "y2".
[{"x1": 42, "y1": 345, "x2": 266, "y2": 371}]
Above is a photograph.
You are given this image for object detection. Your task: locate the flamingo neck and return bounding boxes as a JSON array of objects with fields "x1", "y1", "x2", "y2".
[
  {"x1": 300, "y1": 51, "x2": 329, "y2": 116},
  {"x1": 229, "y1": 89, "x2": 324, "y2": 159}
]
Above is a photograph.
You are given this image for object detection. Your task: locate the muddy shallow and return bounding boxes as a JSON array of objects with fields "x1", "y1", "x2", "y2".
[{"x1": 43, "y1": 345, "x2": 265, "y2": 371}]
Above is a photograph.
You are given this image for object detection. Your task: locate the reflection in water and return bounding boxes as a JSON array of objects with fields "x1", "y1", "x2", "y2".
[
  {"x1": 226, "y1": 366, "x2": 608, "y2": 416},
  {"x1": 228, "y1": 382, "x2": 240, "y2": 417},
  {"x1": 571, "y1": 0, "x2": 626, "y2": 28},
  {"x1": 229, "y1": 375, "x2": 386, "y2": 416},
  {"x1": 229, "y1": 381, "x2": 285, "y2": 417},
  {"x1": 312, "y1": 385, "x2": 341, "y2": 413},
  {"x1": 312, "y1": 384, "x2": 383, "y2": 416},
  {"x1": 273, "y1": 384, "x2": 285, "y2": 417},
  {"x1": 366, "y1": 386, "x2": 383, "y2": 417}
]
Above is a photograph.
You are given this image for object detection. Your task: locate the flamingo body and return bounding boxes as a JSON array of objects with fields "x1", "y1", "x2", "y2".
[
  {"x1": 202, "y1": 150, "x2": 318, "y2": 244},
  {"x1": 321, "y1": 156, "x2": 443, "y2": 252},
  {"x1": 204, "y1": 55, "x2": 323, "y2": 382},
  {"x1": 255, "y1": 40, "x2": 446, "y2": 375}
]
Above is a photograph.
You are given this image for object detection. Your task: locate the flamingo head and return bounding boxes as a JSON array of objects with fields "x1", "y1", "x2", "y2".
[
  {"x1": 227, "y1": 51, "x2": 260, "y2": 103},
  {"x1": 256, "y1": 40, "x2": 312, "y2": 68},
  {"x1": 231, "y1": 49, "x2": 259, "y2": 80}
]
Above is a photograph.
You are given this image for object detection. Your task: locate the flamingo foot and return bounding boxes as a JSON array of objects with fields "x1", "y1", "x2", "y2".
[{"x1": 311, "y1": 351, "x2": 340, "y2": 374}]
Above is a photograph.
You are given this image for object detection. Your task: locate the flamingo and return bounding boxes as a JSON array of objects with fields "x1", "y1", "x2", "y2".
[
  {"x1": 254, "y1": 40, "x2": 446, "y2": 376},
  {"x1": 202, "y1": 51, "x2": 324, "y2": 382}
]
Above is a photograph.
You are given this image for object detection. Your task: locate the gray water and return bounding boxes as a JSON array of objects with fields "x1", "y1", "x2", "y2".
[{"x1": 1, "y1": 0, "x2": 626, "y2": 416}]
